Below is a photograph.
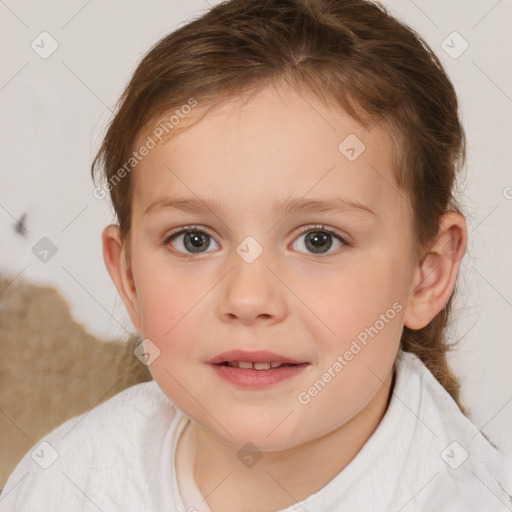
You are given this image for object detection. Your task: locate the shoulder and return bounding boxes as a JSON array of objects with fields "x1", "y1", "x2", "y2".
[
  {"x1": 0, "y1": 381, "x2": 181, "y2": 511},
  {"x1": 44, "y1": 379, "x2": 177, "y2": 449},
  {"x1": 394, "y1": 350, "x2": 512, "y2": 510}
]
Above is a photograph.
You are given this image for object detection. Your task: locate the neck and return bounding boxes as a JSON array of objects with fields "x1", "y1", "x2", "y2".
[{"x1": 188, "y1": 369, "x2": 394, "y2": 512}]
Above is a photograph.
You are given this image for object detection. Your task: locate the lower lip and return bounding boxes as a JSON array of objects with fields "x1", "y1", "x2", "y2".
[{"x1": 210, "y1": 363, "x2": 309, "y2": 388}]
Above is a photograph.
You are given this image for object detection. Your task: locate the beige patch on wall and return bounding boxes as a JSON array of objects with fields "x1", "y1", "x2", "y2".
[{"x1": 0, "y1": 274, "x2": 152, "y2": 489}]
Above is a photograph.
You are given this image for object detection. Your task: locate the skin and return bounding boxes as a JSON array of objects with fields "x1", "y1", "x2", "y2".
[{"x1": 103, "y1": 83, "x2": 467, "y2": 512}]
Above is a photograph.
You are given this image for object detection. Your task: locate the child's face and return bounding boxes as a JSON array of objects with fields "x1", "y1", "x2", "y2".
[{"x1": 124, "y1": 84, "x2": 418, "y2": 450}]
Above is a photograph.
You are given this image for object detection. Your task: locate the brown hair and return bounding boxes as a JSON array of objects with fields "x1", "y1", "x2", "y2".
[{"x1": 92, "y1": 0, "x2": 467, "y2": 412}]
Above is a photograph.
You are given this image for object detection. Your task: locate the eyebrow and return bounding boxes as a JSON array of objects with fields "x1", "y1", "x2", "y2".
[{"x1": 145, "y1": 196, "x2": 376, "y2": 218}]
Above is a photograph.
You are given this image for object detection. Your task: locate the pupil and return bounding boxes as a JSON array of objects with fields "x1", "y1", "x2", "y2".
[
  {"x1": 305, "y1": 232, "x2": 332, "y2": 253},
  {"x1": 184, "y1": 232, "x2": 210, "y2": 253}
]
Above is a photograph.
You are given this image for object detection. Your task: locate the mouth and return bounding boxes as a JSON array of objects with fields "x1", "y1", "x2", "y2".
[
  {"x1": 207, "y1": 350, "x2": 309, "y2": 388},
  {"x1": 207, "y1": 349, "x2": 307, "y2": 366},
  {"x1": 217, "y1": 361, "x2": 303, "y2": 370}
]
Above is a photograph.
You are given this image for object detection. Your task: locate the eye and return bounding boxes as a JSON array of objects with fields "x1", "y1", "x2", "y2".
[
  {"x1": 164, "y1": 226, "x2": 220, "y2": 255},
  {"x1": 291, "y1": 225, "x2": 348, "y2": 255}
]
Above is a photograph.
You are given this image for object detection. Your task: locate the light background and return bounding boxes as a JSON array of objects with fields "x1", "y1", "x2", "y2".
[{"x1": 1, "y1": 0, "x2": 511, "y2": 455}]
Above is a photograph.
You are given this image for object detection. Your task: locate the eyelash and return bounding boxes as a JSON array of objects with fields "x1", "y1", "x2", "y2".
[{"x1": 163, "y1": 224, "x2": 350, "y2": 256}]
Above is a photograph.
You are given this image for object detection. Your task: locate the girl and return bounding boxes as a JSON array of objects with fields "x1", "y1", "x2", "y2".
[{"x1": 2, "y1": 0, "x2": 511, "y2": 510}]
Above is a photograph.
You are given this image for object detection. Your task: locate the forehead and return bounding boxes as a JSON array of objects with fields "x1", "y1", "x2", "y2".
[{"x1": 131, "y1": 84, "x2": 406, "y2": 218}]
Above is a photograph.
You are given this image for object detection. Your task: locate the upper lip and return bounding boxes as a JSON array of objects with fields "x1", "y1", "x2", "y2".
[{"x1": 207, "y1": 350, "x2": 307, "y2": 365}]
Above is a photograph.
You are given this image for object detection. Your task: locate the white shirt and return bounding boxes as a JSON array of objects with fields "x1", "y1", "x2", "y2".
[{"x1": 1, "y1": 350, "x2": 511, "y2": 511}]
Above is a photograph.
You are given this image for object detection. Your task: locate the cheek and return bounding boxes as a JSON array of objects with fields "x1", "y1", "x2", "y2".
[
  {"x1": 310, "y1": 257, "x2": 405, "y2": 348},
  {"x1": 134, "y1": 259, "x2": 200, "y2": 340}
]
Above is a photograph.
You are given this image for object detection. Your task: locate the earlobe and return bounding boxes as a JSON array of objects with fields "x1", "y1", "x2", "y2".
[
  {"x1": 404, "y1": 212, "x2": 467, "y2": 330},
  {"x1": 102, "y1": 224, "x2": 141, "y2": 332}
]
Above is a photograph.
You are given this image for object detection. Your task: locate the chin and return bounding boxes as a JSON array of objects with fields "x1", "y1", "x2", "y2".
[{"x1": 200, "y1": 415, "x2": 307, "y2": 452}]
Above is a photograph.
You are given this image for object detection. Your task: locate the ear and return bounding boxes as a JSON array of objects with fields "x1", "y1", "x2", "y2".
[
  {"x1": 102, "y1": 224, "x2": 141, "y2": 332},
  {"x1": 404, "y1": 211, "x2": 467, "y2": 330}
]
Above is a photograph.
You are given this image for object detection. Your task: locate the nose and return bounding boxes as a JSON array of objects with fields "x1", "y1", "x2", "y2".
[{"x1": 217, "y1": 249, "x2": 287, "y2": 326}]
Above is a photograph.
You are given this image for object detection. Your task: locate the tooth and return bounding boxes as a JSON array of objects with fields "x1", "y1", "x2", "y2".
[
  {"x1": 227, "y1": 361, "x2": 239, "y2": 368},
  {"x1": 238, "y1": 361, "x2": 253, "y2": 369},
  {"x1": 253, "y1": 362, "x2": 271, "y2": 370},
  {"x1": 270, "y1": 362, "x2": 282, "y2": 368}
]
